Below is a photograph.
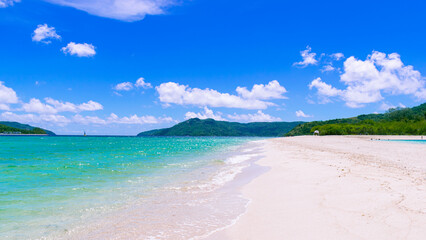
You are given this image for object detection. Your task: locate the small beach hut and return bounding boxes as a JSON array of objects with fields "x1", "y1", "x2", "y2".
[{"x1": 313, "y1": 130, "x2": 319, "y2": 136}]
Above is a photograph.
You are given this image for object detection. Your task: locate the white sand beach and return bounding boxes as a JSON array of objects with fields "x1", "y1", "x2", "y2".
[{"x1": 208, "y1": 136, "x2": 426, "y2": 240}]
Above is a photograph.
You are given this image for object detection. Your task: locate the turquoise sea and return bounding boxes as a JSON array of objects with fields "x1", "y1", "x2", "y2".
[
  {"x1": 382, "y1": 139, "x2": 426, "y2": 144},
  {"x1": 0, "y1": 136, "x2": 264, "y2": 239}
]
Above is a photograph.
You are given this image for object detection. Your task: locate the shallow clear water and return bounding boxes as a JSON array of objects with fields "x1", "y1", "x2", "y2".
[
  {"x1": 0, "y1": 136, "x2": 263, "y2": 239},
  {"x1": 383, "y1": 139, "x2": 426, "y2": 144}
]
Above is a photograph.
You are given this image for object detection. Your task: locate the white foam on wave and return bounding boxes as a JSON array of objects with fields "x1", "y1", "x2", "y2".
[
  {"x1": 210, "y1": 164, "x2": 248, "y2": 187},
  {"x1": 169, "y1": 155, "x2": 258, "y2": 194},
  {"x1": 177, "y1": 164, "x2": 248, "y2": 194},
  {"x1": 242, "y1": 148, "x2": 255, "y2": 152},
  {"x1": 225, "y1": 154, "x2": 259, "y2": 164},
  {"x1": 188, "y1": 153, "x2": 260, "y2": 192}
]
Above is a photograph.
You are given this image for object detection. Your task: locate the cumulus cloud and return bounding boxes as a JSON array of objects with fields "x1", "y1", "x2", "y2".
[
  {"x1": 0, "y1": 0, "x2": 20, "y2": 8},
  {"x1": 236, "y1": 80, "x2": 287, "y2": 100},
  {"x1": 321, "y1": 65, "x2": 335, "y2": 72},
  {"x1": 114, "y1": 82, "x2": 133, "y2": 91},
  {"x1": 21, "y1": 98, "x2": 57, "y2": 114},
  {"x1": 309, "y1": 51, "x2": 426, "y2": 108},
  {"x1": 227, "y1": 111, "x2": 282, "y2": 122},
  {"x1": 21, "y1": 98, "x2": 103, "y2": 114},
  {"x1": 308, "y1": 77, "x2": 342, "y2": 103},
  {"x1": 61, "y1": 42, "x2": 96, "y2": 57},
  {"x1": 0, "y1": 111, "x2": 71, "y2": 126},
  {"x1": 44, "y1": 98, "x2": 103, "y2": 112},
  {"x1": 70, "y1": 113, "x2": 173, "y2": 125},
  {"x1": 107, "y1": 113, "x2": 174, "y2": 124},
  {"x1": 295, "y1": 110, "x2": 312, "y2": 118},
  {"x1": 156, "y1": 82, "x2": 271, "y2": 109},
  {"x1": 135, "y1": 77, "x2": 152, "y2": 89},
  {"x1": 72, "y1": 114, "x2": 106, "y2": 125},
  {"x1": 0, "y1": 104, "x2": 10, "y2": 111},
  {"x1": 379, "y1": 102, "x2": 406, "y2": 111},
  {"x1": 156, "y1": 80, "x2": 287, "y2": 110},
  {"x1": 44, "y1": 0, "x2": 178, "y2": 21},
  {"x1": 331, "y1": 53, "x2": 344, "y2": 61},
  {"x1": 184, "y1": 107, "x2": 282, "y2": 122},
  {"x1": 185, "y1": 107, "x2": 226, "y2": 121},
  {"x1": 32, "y1": 24, "x2": 61, "y2": 43},
  {"x1": 78, "y1": 100, "x2": 103, "y2": 111},
  {"x1": 114, "y1": 77, "x2": 152, "y2": 91},
  {"x1": 44, "y1": 98, "x2": 78, "y2": 112},
  {"x1": 293, "y1": 46, "x2": 318, "y2": 67},
  {"x1": 0, "y1": 111, "x2": 173, "y2": 127},
  {"x1": 0, "y1": 81, "x2": 18, "y2": 110},
  {"x1": 319, "y1": 53, "x2": 344, "y2": 72}
]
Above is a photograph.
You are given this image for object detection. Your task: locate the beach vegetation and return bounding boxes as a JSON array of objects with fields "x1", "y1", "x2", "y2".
[{"x1": 286, "y1": 103, "x2": 426, "y2": 136}]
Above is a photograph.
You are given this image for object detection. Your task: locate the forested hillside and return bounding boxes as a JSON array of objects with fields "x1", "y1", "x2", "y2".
[
  {"x1": 286, "y1": 103, "x2": 426, "y2": 136},
  {"x1": 138, "y1": 118, "x2": 304, "y2": 137},
  {"x1": 0, "y1": 121, "x2": 55, "y2": 135}
]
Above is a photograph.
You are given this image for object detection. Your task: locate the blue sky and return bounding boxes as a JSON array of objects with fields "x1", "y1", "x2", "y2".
[{"x1": 0, "y1": 0, "x2": 425, "y2": 135}]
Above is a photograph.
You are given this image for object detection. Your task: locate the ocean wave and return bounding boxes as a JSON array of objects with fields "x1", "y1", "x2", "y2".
[{"x1": 225, "y1": 154, "x2": 259, "y2": 164}]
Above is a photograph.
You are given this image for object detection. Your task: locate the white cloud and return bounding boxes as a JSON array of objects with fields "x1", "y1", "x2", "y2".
[
  {"x1": 114, "y1": 77, "x2": 152, "y2": 92},
  {"x1": 77, "y1": 100, "x2": 103, "y2": 111},
  {"x1": 321, "y1": 64, "x2": 335, "y2": 72},
  {"x1": 185, "y1": 107, "x2": 226, "y2": 121},
  {"x1": 44, "y1": 98, "x2": 103, "y2": 112},
  {"x1": 44, "y1": 98, "x2": 77, "y2": 112},
  {"x1": 135, "y1": 77, "x2": 152, "y2": 89},
  {"x1": 185, "y1": 107, "x2": 284, "y2": 123},
  {"x1": 107, "y1": 113, "x2": 174, "y2": 124},
  {"x1": 21, "y1": 98, "x2": 57, "y2": 114},
  {"x1": 0, "y1": 111, "x2": 173, "y2": 127},
  {"x1": 73, "y1": 114, "x2": 106, "y2": 125},
  {"x1": 0, "y1": 0, "x2": 20, "y2": 8},
  {"x1": 0, "y1": 81, "x2": 18, "y2": 110},
  {"x1": 227, "y1": 111, "x2": 282, "y2": 122},
  {"x1": 295, "y1": 110, "x2": 312, "y2": 118},
  {"x1": 331, "y1": 53, "x2": 344, "y2": 61},
  {"x1": 236, "y1": 80, "x2": 287, "y2": 100},
  {"x1": 61, "y1": 42, "x2": 96, "y2": 57},
  {"x1": 0, "y1": 111, "x2": 71, "y2": 126},
  {"x1": 21, "y1": 98, "x2": 103, "y2": 114},
  {"x1": 44, "y1": 0, "x2": 178, "y2": 22},
  {"x1": 293, "y1": 46, "x2": 318, "y2": 67},
  {"x1": 308, "y1": 77, "x2": 342, "y2": 102},
  {"x1": 379, "y1": 102, "x2": 395, "y2": 111},
  {"x1": 32, "y1": 24, "x2": 61, "y2": 44},
  {"x1": 114, "y1": 82, "x2": 133, "y2": 91},
  {"x1": 0, "y1": 104, "x2": 10, "y2": 110},
  {"x1": 156, "y1": 81, "x2": 287, "y2": 110},
  {"x1": 379, "y1": 102, "x2": 406, "y2": 111},
  {"x1": 309, "y1": 51, "x2": 426, "y2": 108}
]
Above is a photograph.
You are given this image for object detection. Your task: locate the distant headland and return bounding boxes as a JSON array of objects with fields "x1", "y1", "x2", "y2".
[
  {"x1": 138, "y1": 118, "x2": 304, "y2": 137},
  {"x1": 0, "y1": 121, "x2": 55, "y2": 136}
]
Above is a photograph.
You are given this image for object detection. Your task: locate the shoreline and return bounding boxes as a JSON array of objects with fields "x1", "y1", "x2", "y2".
[
  {"x1": 0, "y1": 134, "x2": 48, "y2": 136},
  {"x1": 207, "y1": 136, "x2": 426, "y2": 239},
  {"x1": 37, "y1": 138, "x2": 265, "y2": 240},
  {"x1": 1, "y1": 137, "x2": 263, "y2": 239}
]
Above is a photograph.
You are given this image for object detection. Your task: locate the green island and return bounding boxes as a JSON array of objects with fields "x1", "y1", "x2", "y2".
[
  {"x1": 286, "y1": 103, "x2": 426, "y2": 136},
  {"x1": 139, "y1": 103, "x2": 425, "y2": 137},
  {"x1": 138, "y1": 118, "x2": 304, "y2": 137},
  {"x1": 0, "y1": 121, "x2": 56, "y2": 135}
]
